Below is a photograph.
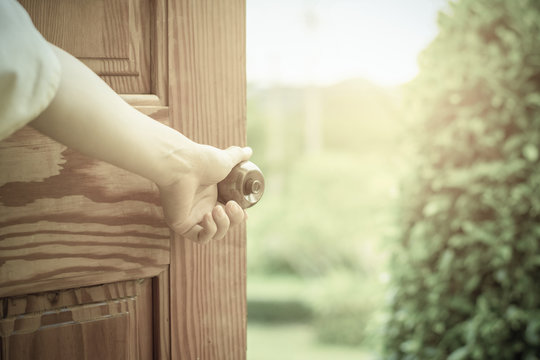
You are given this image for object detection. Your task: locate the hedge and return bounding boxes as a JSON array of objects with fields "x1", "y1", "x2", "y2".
[{"x1": 384, "y1": 0, "x2": 540, "y2": 359}]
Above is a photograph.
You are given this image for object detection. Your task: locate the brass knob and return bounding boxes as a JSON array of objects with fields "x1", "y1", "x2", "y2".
[{"x1": 218, "y1": 161, "x2": 265, "y2": 209}]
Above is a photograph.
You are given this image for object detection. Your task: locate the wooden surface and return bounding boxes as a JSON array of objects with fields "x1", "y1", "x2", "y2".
[
  {"x1": 19, "y1": 0, "x2": 157, "y2": 94},
  {"x1": 4, "y1": 0, "x2": 171, "y2": 299},
  {"x1": 0, "y1": 106, "x2": 170, "y2": 297},
  {"x1": 0, "y1": 279, "x2": 153, "y2": 360},
  {"x1": 2, "y1": 0, "x2": 247, "y2": 358},
  {"x1": 153, "y1": 270, "x2": 171, "y2": 359},
  {"x1": 168, "y1": 0, "x2": 247, "y2": 359}
]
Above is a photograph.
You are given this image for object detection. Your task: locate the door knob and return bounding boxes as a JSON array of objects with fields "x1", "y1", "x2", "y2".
[{"x1": 218, "y1": 161, "x2": 264, "y2": 209}]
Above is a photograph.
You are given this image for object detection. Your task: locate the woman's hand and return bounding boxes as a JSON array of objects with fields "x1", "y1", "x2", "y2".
[{"x1": 158, "y1": 145, "x2": 252, "y2": 243}]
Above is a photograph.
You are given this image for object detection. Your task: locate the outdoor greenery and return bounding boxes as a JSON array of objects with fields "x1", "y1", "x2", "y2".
[
  {"x1": 247, "y1": 323, "x2": 375, "y2": 360},
  {"x1": 247, "y1": 79, "x2": 400, "y2": 352},
  {"x1": 247, "y1": 80, "x2": 400, "y2": 278},
  {"x1": 384, "y1": 0, "x2": 540, "y2": 359},
  {"x1": 247, "y1": 1, "x2": 540, "y2": 358}
]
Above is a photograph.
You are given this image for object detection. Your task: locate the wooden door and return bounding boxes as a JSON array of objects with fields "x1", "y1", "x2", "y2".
[{"x1": 0, "y1": 0, "x2": 247, "y2": 359}]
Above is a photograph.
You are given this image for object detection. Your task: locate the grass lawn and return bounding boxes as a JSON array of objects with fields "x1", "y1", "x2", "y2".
[
  {"x1": 247, "y1": 323, "x2": 377, "y2": 360},
  {"x1": 247, "y1": 274, "x2": 382, "y2": 359}
]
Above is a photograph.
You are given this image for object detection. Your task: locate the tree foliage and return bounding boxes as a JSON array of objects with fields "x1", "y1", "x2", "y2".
[{"x1": 384, "y1": 0, "x2": 540, "y2": 358}]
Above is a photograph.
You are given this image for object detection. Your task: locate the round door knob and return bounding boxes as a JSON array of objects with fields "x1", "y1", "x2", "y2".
[{"x1": 218, "y1": 161, "x2": 265, "y2": 209}]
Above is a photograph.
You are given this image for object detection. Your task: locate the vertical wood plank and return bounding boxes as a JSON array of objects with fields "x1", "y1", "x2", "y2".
[
  {"x1": 151, "y1": 0, "x2": 169, "y2": 104},
  {"x1": 168, "y1": 0, "x2": 247, "y2": 359},
  {"x1": 153, "y1": 269, "x2": 171, "y2": 360},
  {"x1": 137, "y1": 278, "x2": 154, "y2": 360}
]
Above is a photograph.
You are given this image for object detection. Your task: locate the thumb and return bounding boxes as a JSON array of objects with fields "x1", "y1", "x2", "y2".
[{"x1": 225, "y1": 146, "x2": 252, "y2": 166}]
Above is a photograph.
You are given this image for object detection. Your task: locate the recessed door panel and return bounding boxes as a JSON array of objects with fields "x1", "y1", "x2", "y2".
[
  {"x1": 19, "y1": 0, "x2": 152, "y2": 94},
  {"x1": 0, "y1": 279, "x2": 153, "y2": 360}
]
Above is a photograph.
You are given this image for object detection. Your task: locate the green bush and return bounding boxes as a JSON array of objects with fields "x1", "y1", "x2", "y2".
[{"x1": 384, "y1": 0, "x2": 540, "y2": 359}]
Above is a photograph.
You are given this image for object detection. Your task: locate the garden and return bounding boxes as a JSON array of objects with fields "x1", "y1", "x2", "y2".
[{"x1": 246, "y1": 0, "x2": 540, "y2": 358}]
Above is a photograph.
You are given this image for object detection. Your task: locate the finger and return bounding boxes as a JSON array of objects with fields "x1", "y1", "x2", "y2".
[
  {"x1": 212, "y1": 205, "x2": 230, "y2": 240},
  {"x1": 225, "y1": 201, "x2": 245, "y2": 226},
  {"x1": 225, "y1": 146, "x2": 252, "y2": 166},
  {"x1": 197, "y1": 212, "x2": 218, "y2": 243},
  {"x1": 182, "y1": 213, "x2": 216, "y2": 244},
  {"x1": 182, "y1": 224, "x2": 204, "y2": 243}
]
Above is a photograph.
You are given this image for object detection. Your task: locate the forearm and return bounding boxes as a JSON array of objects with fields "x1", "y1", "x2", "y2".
[
  {"x1": 31, "y1": 44, "x2": 193, "y2": 187},
  {"x1": 29, "y1": 43, "x2": 251, "y2": 242}
]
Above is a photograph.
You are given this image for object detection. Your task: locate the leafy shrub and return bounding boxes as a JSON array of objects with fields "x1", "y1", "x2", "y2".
[{"x1": 384, "y1": 0, "x2": 540, "y2": 359}]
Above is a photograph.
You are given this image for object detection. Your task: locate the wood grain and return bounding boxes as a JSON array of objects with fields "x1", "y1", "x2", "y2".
[
  {"x1": 2, "y1": 278, "x2": 140, "y2": 317},
  {"x1": 100, "y1": 0, "x2": 152, "y2": 93},
  {"x1": 3, "y1": 1, "x2": 246, "y2": 358},
  {"x1": 137, "y1": 277, "x2": 154, "y2": 360},
  {"x1": 0, "y1": 107, "x2": 170, "y2": 297},
  {"x1": 19, "y1": 0, "x2": 153, "y2": 94},
  {"x1": 1, "y1": 279, "x2": 153, "y2": 360},
  {"x1": 151, "y1": 0, "x2": 169, "y2": 105},
  {"x1": 19, "y1": 0, "x2": 129, "y2": 59},
  {"x1": 153, "y1": 269, "x2": 171, "y2": 360},
  {"x1": 168, "y1": 0, "x2": 247, "y2": 359}
]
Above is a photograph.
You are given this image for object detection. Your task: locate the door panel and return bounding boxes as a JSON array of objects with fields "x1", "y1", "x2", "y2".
[
  {"x1": 19, "y1": 0, "x2": 153, "y2": 94},
  {"x1": 0, "y1": 279, "x2": 153, "y2": 360}
]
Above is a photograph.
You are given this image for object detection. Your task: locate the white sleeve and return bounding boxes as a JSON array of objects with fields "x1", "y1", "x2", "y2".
[{"x1": 0, "y1": 0, "x2": 61, "y2": 141}]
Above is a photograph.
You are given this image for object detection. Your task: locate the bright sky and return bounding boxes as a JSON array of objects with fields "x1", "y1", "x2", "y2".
[{"x1": 247, "y1": 0, "x2": 450, "y2": 87}]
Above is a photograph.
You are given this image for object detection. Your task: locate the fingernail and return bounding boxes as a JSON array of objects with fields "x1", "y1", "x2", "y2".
[
  {"x1": 217, "y1": 206, "x2": 225, "y2": 217},
  {"x1": 227, "y1": 201, "x2": 240, "y2": 212},
  {"x1": 234, "y1": 201, "x2": 242, "y2": 211}
]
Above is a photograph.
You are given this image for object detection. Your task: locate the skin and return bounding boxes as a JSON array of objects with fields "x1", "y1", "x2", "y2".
[{"x1": 30, "y1": 44, "x2": 251, "y2": 243}]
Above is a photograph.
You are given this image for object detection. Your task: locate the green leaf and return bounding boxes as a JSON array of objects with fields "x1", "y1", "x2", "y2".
[
  {"x1": 526, "y1": 320, "x2": 540, "y2": 345},
  {"x1": 523, "y1": 144, "x2": 539, "y2": 162},
  {"x1": 448, "y1": 346, "x2": 470, "y2": 360}
]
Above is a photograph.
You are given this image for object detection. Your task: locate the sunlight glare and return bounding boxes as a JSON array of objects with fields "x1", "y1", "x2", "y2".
[{"x1": 247, "y1": 0, "x2": 449, "y2": 87}]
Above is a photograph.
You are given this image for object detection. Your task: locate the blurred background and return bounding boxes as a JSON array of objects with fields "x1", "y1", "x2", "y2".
[
  {"x1": 245, "y1": 0, "x2": 445, "y2": 358},
  {"x1": 245, "y1": 0, "x2": 540, "y2": 359}
]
